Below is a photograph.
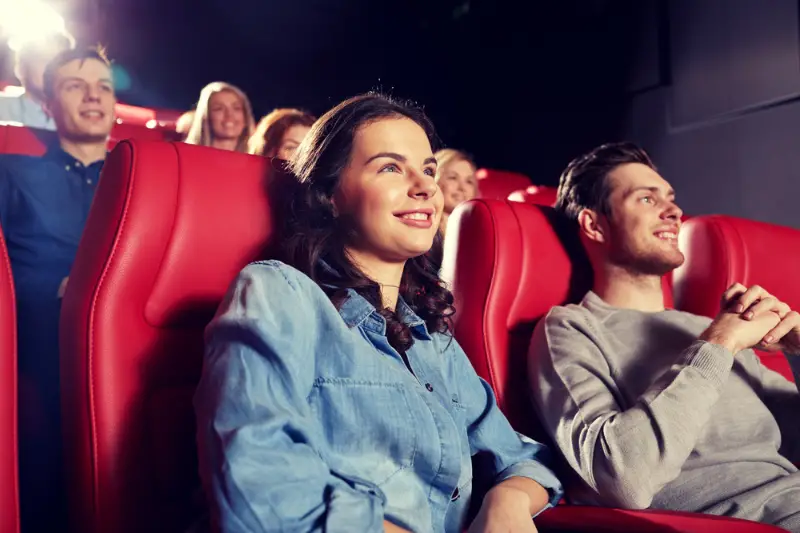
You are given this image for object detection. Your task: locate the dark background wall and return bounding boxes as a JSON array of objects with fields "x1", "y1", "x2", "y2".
[
  {"x1": 99, "y1": 0, "x2": 644, "y2": 190},
  {"x1": 6, "y1": 0, "x2": 798, "y2": 227},
  {"x1": 622, "y1": 0, "x2": 800, "y2": 228}
]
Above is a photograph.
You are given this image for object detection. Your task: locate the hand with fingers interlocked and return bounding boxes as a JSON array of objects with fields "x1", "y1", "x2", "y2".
[{"x1": 717, "y1": 283, "x2": 800, "y2": 354}]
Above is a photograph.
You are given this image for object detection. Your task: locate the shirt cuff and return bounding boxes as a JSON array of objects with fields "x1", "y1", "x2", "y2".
[{"x1": 494, "y1": 461, "x2": 564, "y2": 516}]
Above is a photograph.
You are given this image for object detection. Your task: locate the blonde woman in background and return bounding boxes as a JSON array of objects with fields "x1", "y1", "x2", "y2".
[
  {"x1": 435, "y1": 148, "x2": 479, "y2": 238},
  {"x1": 185, "y1": 82, "x2": 255, "y2": 153},
  {"x1": 248, "y1": 108, "x2": 316, "y2": 159}
]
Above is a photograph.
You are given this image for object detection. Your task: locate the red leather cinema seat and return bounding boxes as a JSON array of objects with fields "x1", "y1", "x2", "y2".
[
  {"x1": 508, "y1": 185, "x2": 558, "y2": 206},
  {"x1": 440, "y1": 199, "x2": 784, "y2": 533},
  {"x1": 475, "y1": 168, "x2": 531, "y2": 200},
  {"x1": 0, "y1": 124, "x2": 52, "y2": 156},
  {"x1": 59, "y1": 140, "x2": 280, "y2": 533},
  {"x1": 675, "y1": 215, "x2": 800, "y2": 381},
  {"x1": 0, "y1": 224, "x2": 20, "y2": 533}
]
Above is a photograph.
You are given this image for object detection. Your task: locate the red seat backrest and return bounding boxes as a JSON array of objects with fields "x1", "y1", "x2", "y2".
[
  {"x1": 441, "y1": 200, "x2": 593, "y2": 433},
  {"x1": 474, "y1": 168, "x2": 531, "y2": 201},
  {"x1": 508, "y1": 185, "x2": 558, "y2": 206},
  {"x1": 675, "y1": 215, "x2": 800, "y2": 381},
  {"x1": 0, "y1": 124, "x2": 51, "y2": 156},
  {"x1": 0, "y1": 224, "x2": 19, "y2": 533},
  {"x1": 60, "y1": 140, "x2": 281, "y2": 533}
]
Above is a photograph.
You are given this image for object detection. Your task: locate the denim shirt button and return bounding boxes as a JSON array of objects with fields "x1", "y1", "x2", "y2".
[{"x1": 425, "y1": 383, "x2": 434, "y2": 392}]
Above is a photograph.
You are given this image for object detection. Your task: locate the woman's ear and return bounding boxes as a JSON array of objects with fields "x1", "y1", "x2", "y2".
[{"x1": 578, "y1": 208, "x2": 605, "y2": 244}]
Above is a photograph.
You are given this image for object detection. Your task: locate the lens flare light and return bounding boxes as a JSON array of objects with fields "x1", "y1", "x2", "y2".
[{"x1": 0, "y1": 0, "x2": 66, "y2": 51}]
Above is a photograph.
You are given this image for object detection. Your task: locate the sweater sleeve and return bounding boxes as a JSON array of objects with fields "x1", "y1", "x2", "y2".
[
  {"x1": 748, "y1": 351, "x2": 800, "y2": 463},
  {"x1": 527, "y1": 307, "x2": 734, "y2": 510}
]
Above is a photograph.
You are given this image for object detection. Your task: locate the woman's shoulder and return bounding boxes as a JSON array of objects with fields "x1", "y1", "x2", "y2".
[
  {"x1": 236, "y1": 259, "x2": 317, "y2": 290},
  {"x1": 222, "y1": 260, "x2": 330, "y2": 314}
]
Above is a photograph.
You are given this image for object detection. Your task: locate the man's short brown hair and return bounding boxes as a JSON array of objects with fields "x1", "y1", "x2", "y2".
[
  {"x1": 555, "y1": 142, "x2": 655, "y2": 222},
  {"x1": 42, "y1": 45, "x2": 112, "y2": 100}
]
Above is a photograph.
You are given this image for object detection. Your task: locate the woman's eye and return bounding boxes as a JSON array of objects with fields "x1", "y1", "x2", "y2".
[{"x1": 379, "y1": 163, "x2": 401, "y2": 173}]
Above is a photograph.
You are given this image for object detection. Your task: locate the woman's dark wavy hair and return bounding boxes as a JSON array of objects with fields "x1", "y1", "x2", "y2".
[{"x1": 284, "y1": 93, "x2": 454, "y2": 354}]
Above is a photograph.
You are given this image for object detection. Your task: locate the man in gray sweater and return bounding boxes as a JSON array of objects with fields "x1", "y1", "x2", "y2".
[{"x1": 528, "y1": 142, "x2": 800, "y2": 531}]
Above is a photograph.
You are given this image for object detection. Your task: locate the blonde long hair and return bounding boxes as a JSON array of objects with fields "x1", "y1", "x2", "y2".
[{"x1": 185, "y1": 82, "x2": 255, "y2": 153}]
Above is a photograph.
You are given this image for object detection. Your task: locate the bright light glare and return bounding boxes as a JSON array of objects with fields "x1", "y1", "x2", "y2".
[{"x1": 0, "y1": 0, "x2": 66, "y2": 51}]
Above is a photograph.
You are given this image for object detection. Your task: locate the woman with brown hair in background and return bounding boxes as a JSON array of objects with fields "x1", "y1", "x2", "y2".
[{"x1": 248, "y1": 108, "x2": 316, "y2": 159}]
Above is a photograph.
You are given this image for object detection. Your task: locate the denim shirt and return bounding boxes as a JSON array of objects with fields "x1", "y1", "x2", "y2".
[{"x1": 195, "y1": 260, "x2": 562, "y2": 533}]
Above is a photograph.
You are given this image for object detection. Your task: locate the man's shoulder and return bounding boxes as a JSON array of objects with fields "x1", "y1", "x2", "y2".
[{"x1": 541, "y1": 302, "x2": 597, "y2": 330}]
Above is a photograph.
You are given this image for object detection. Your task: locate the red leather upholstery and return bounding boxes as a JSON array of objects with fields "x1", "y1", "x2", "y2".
[
  {"x1": 0, "y1": 122, "x2": 177, "y2": 157},
  {"x1": 60, "y1": 140, "x2": 279, "y2": 533},
  {"x1": 474, "y1": 168, "x2": 531, "y2": 200},
  {"x1": 675, "y1": 215, "x2": 799, "y2": 381},
  {"x1": 0, "y1": 124, "x2": 51, "y2": 156},
  {"x1": 441, "y1": 199, "x2": 784, "y2": 532},
  {"x1": 508, "y1": 185, "x2": 558, "y2": 206},
  {"x1": 0, "y1": 224, "x2": 20, "y2": 533}
]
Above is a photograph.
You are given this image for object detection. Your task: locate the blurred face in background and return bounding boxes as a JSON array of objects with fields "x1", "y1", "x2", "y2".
[
  {"x1": 208, "y1": 89, "x2": 246, "y2": 142},
  {"x1": 274, "y1": 124, "x2": 311, "y2": 160},
  {"x1": 437, "y1": 158, "x2": 478, "y2": 214}
]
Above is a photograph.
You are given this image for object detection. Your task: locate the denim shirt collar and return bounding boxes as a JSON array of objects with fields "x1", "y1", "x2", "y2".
[{"x1": 318, "y1": 259, "x2": 431, "y2": 340}]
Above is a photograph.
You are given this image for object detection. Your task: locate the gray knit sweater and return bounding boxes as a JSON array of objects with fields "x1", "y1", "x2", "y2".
[{"x1": 529, "y1": 291, "x2": 800, "y2": 530}]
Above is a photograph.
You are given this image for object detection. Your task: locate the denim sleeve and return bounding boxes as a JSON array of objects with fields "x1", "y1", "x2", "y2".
[
  {"x1": 194, "y1": 262, "x2": 386, "y2": 533},
  {"x1": 449, "y1": 338, "x2": 563, "y2": 514}
]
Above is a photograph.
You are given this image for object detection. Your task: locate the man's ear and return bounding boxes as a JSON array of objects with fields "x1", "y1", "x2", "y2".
[{"x1": 578, "y1": 208, "x2": 606, "y2": 244}]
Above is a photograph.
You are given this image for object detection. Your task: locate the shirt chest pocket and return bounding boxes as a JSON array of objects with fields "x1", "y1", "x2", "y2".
[{"x1": 309, "y1": 378, "x2": 419, "y2": 486}]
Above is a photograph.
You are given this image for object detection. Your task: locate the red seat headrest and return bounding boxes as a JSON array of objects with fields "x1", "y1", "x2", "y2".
[
  {"x1": 474, "y1": 168, "x2": 531, "y2": 201},
  {"x1": 507, "y1": 185, "x2": 558, "y2": 206}
]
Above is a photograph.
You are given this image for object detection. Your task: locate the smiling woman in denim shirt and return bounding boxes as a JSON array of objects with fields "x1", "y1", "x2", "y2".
[{"x1": 194, "y1": 93, "x2": 563, "y2": 533}]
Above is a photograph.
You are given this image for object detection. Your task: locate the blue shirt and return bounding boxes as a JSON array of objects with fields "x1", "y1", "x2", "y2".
[
  {"x1": 195, "y1": 260, "x2": 562, "y2": 533},
  {"x1": 0, "y1": 146, "x2": 101, "y2": 377}
]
